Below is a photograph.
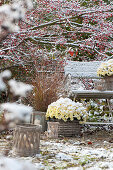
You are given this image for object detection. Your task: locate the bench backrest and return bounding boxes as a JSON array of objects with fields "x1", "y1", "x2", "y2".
[{"x1": 64, "y1": 60, "x2": 102, "y2": 79}]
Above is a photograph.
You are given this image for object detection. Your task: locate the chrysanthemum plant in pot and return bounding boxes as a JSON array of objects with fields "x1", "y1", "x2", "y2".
[
  {"x1": 46, "y1": 97, "x2": 88, "y2": 137},
  {"x1": 97, "y1": 59, "x2": 113, "y2": 90}
]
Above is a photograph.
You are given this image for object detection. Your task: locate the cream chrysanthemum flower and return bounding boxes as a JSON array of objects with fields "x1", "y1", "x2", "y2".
[
  {"x1": 46, "y1": 98, "x2": 88, "y2": 122},
  {"x1": 97, "y1": 59, "x2": 113, "y2": 77}
]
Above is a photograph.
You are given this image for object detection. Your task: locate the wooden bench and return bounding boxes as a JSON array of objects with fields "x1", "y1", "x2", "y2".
[{"x1": 64, "y1": 60, "x2": 113, "y2": 122}]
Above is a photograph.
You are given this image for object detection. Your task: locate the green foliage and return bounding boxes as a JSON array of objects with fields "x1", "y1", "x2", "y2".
[
  {"x1": 81, "y1": 0, "x2": 91, "y2": 7},
  {"x1": 84, "y1": 99, "x2": 110, "y2": 122},
  {"x1": 74, "y1": 16, "x2": 83, "y2": 25}
]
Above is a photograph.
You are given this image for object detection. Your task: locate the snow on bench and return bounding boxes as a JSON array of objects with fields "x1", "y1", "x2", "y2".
[
  {"x1": 64, "y1": 60, "x2": 113, "y2": 99},
  {"x1": 64, "y1": 60, "x2": 102, "y2": 79},
  {"x1": 64, "y1": 60, "x2": 113, "y2": 123}
]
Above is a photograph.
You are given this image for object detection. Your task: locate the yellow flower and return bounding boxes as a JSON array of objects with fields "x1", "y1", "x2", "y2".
[
  {"x1": 46, "y1": 98, "x2": 88, "y2": 122},
  {"x1": 97, "y1": 59, "x2": 113, "y2": 77}
]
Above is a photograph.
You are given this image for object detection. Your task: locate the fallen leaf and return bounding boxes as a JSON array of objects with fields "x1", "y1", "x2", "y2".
[{"x1": 88, "y1": 141, "x2": 92, "y2": 145}]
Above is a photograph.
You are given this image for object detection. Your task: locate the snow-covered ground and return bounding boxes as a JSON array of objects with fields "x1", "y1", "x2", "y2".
[
  {"x1": 8, "y1": 129, "x2": 113, "y2": 170},
  {"x1": 1, "y1": 129, "x2": 113, "y2": 170},
  {"x1": 33, "y1": 138, "x2": 113, "y2": 170}
]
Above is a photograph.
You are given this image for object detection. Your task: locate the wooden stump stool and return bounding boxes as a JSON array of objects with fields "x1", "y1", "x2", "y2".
[
  {"x1": 12, "y1": 124, "x2": 42, "y2": 157},
  {"x1": 47, "y1": 122, "x2": 59, "y2": 138}
]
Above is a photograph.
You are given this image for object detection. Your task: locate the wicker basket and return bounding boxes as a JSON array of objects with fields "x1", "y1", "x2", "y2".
[
  {"x1": 12, "y1": 124, "x2": 42, "y2": 157},
  {"x1": 94, "y1": 76, "x2": 113, "y2": 91},
  {"x1": 94, "y1": 79, "x2": 106, "y2": 91},
  {"x1": 47, "y1": 119, "x2": 81, "y2": 137},
  {"x1": 104, "y1": 76, "x2": 113, "y2": 90}
]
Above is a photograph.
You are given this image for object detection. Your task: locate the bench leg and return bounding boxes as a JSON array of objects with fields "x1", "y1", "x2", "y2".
[{"x1": 107, "y1": 99, "x2": 113, "y2": 122}]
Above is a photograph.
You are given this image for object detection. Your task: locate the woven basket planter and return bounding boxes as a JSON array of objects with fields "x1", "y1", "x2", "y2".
[
  {"x1": 94, "y1": 79, "x2": 105, "y2": 91},
  {"x1": 47, "y1": 119, "x2": 81, "y2": 137},
  {"x1": 94, "y1": 76, "x2": 113, "y2": 91},
  {"x1": 104, "y1": 76, "x2": 113, "y2": 90},
  {"x1": 12, "y1": 124, "x2": 42, "y2": 157}
]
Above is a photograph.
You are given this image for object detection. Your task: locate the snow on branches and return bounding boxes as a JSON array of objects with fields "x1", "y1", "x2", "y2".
[
  {"x1": 8, "y1": 79, "x2": 32, "y2": 97},
  {"x1": 0, "y1": 0, "x2": 33, "y2": 40},
  {"x1": 0, "y1": 2, "x2": 36, "y2": 169},
  {"x1": 0, "y1": 70, "x2": 33, "y2": 129},
  {"x1": 1, "y1": 102, "x2": 33, "y2": 123},
  {"x1": 0, "y1": 0, "x2": 112, "y2": 65},
  {"x1": 0, "y1": 70, "x2": 11, "y2": 92}
]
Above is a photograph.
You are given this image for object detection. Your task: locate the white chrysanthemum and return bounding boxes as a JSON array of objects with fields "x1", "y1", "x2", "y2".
[
  {"x1": 46, "y1": 98, "x2": 88, "y2": 122},
  {"x1": 97, "y1": 59, "x2": 113, "y2": 77}
]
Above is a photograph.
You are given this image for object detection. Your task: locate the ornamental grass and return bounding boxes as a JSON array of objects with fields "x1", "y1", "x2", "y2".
[{"x1": 27, "y1": 71, "x2": 65, "y2": 112}]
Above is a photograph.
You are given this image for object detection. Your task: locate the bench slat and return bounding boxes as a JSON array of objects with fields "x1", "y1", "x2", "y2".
[
  {"x1": 69, "y1": 90, "x2": 113, "y2": 99},
  {"x1": 83, "y1": 122, "x2": 113, "y2": 125},
  {"x1": 80, "y1": 122, "x2": 113, "y2": 126},
  {"x1": 65, "y1": 60, "x2": 102, "y2": 78}
]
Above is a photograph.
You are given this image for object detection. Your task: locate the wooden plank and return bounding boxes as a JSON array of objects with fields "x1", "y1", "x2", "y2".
[
  {"x1": 69, "y1": 90, "x2": 113, "y2": 99},
  {"x1": 83, "y1": 122, "x2": 113, "y2": 125},
  {"x1": 64, "y1": 60, "x2": 102, "y2": 78}
]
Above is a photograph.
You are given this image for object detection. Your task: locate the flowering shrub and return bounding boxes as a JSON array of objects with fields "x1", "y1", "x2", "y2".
[
  {"x1": 97, "y1": 59, "x2": 113, "y2": 77},
  {"x1": 46, "y1": 98, "x2": 88, "y2": 122}
]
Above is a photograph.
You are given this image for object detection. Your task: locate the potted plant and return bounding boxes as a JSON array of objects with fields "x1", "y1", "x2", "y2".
[
  {"x1": 46, "y1": 97, "x2": 88, "y2": 137},
  {"x1": 97, "y1": 59, "x2": 113, "y2": 90}
]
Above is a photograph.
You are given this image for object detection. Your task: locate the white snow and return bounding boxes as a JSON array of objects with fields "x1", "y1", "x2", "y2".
[
  {"x1": 0, "y1": 78, "x2": 6, "y2": 91},
  {"x1": 1, "y1": 70, "x2": 12, "y2": 79},
  {"x1": 0, "y1": 70, "x2": 12, "y2": 91},
  {"x1": 8, "y1": 80, "x2": 33, "y2": 97},
  {"x1": 28, "y1": 138, "x2": 113, "y2": 170},
  {"x1": 55, "y1": 153, "x2": 72, "y2": 161},
  {"x1": 0, "y1": 103, "x2": 33, "y2": 122},
  {"x1": 0, "y1": 132, "x2": 113, "y2": 170},
  {"x1": 0, "y1": 157, "x2": 36, "y2": 170}
]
